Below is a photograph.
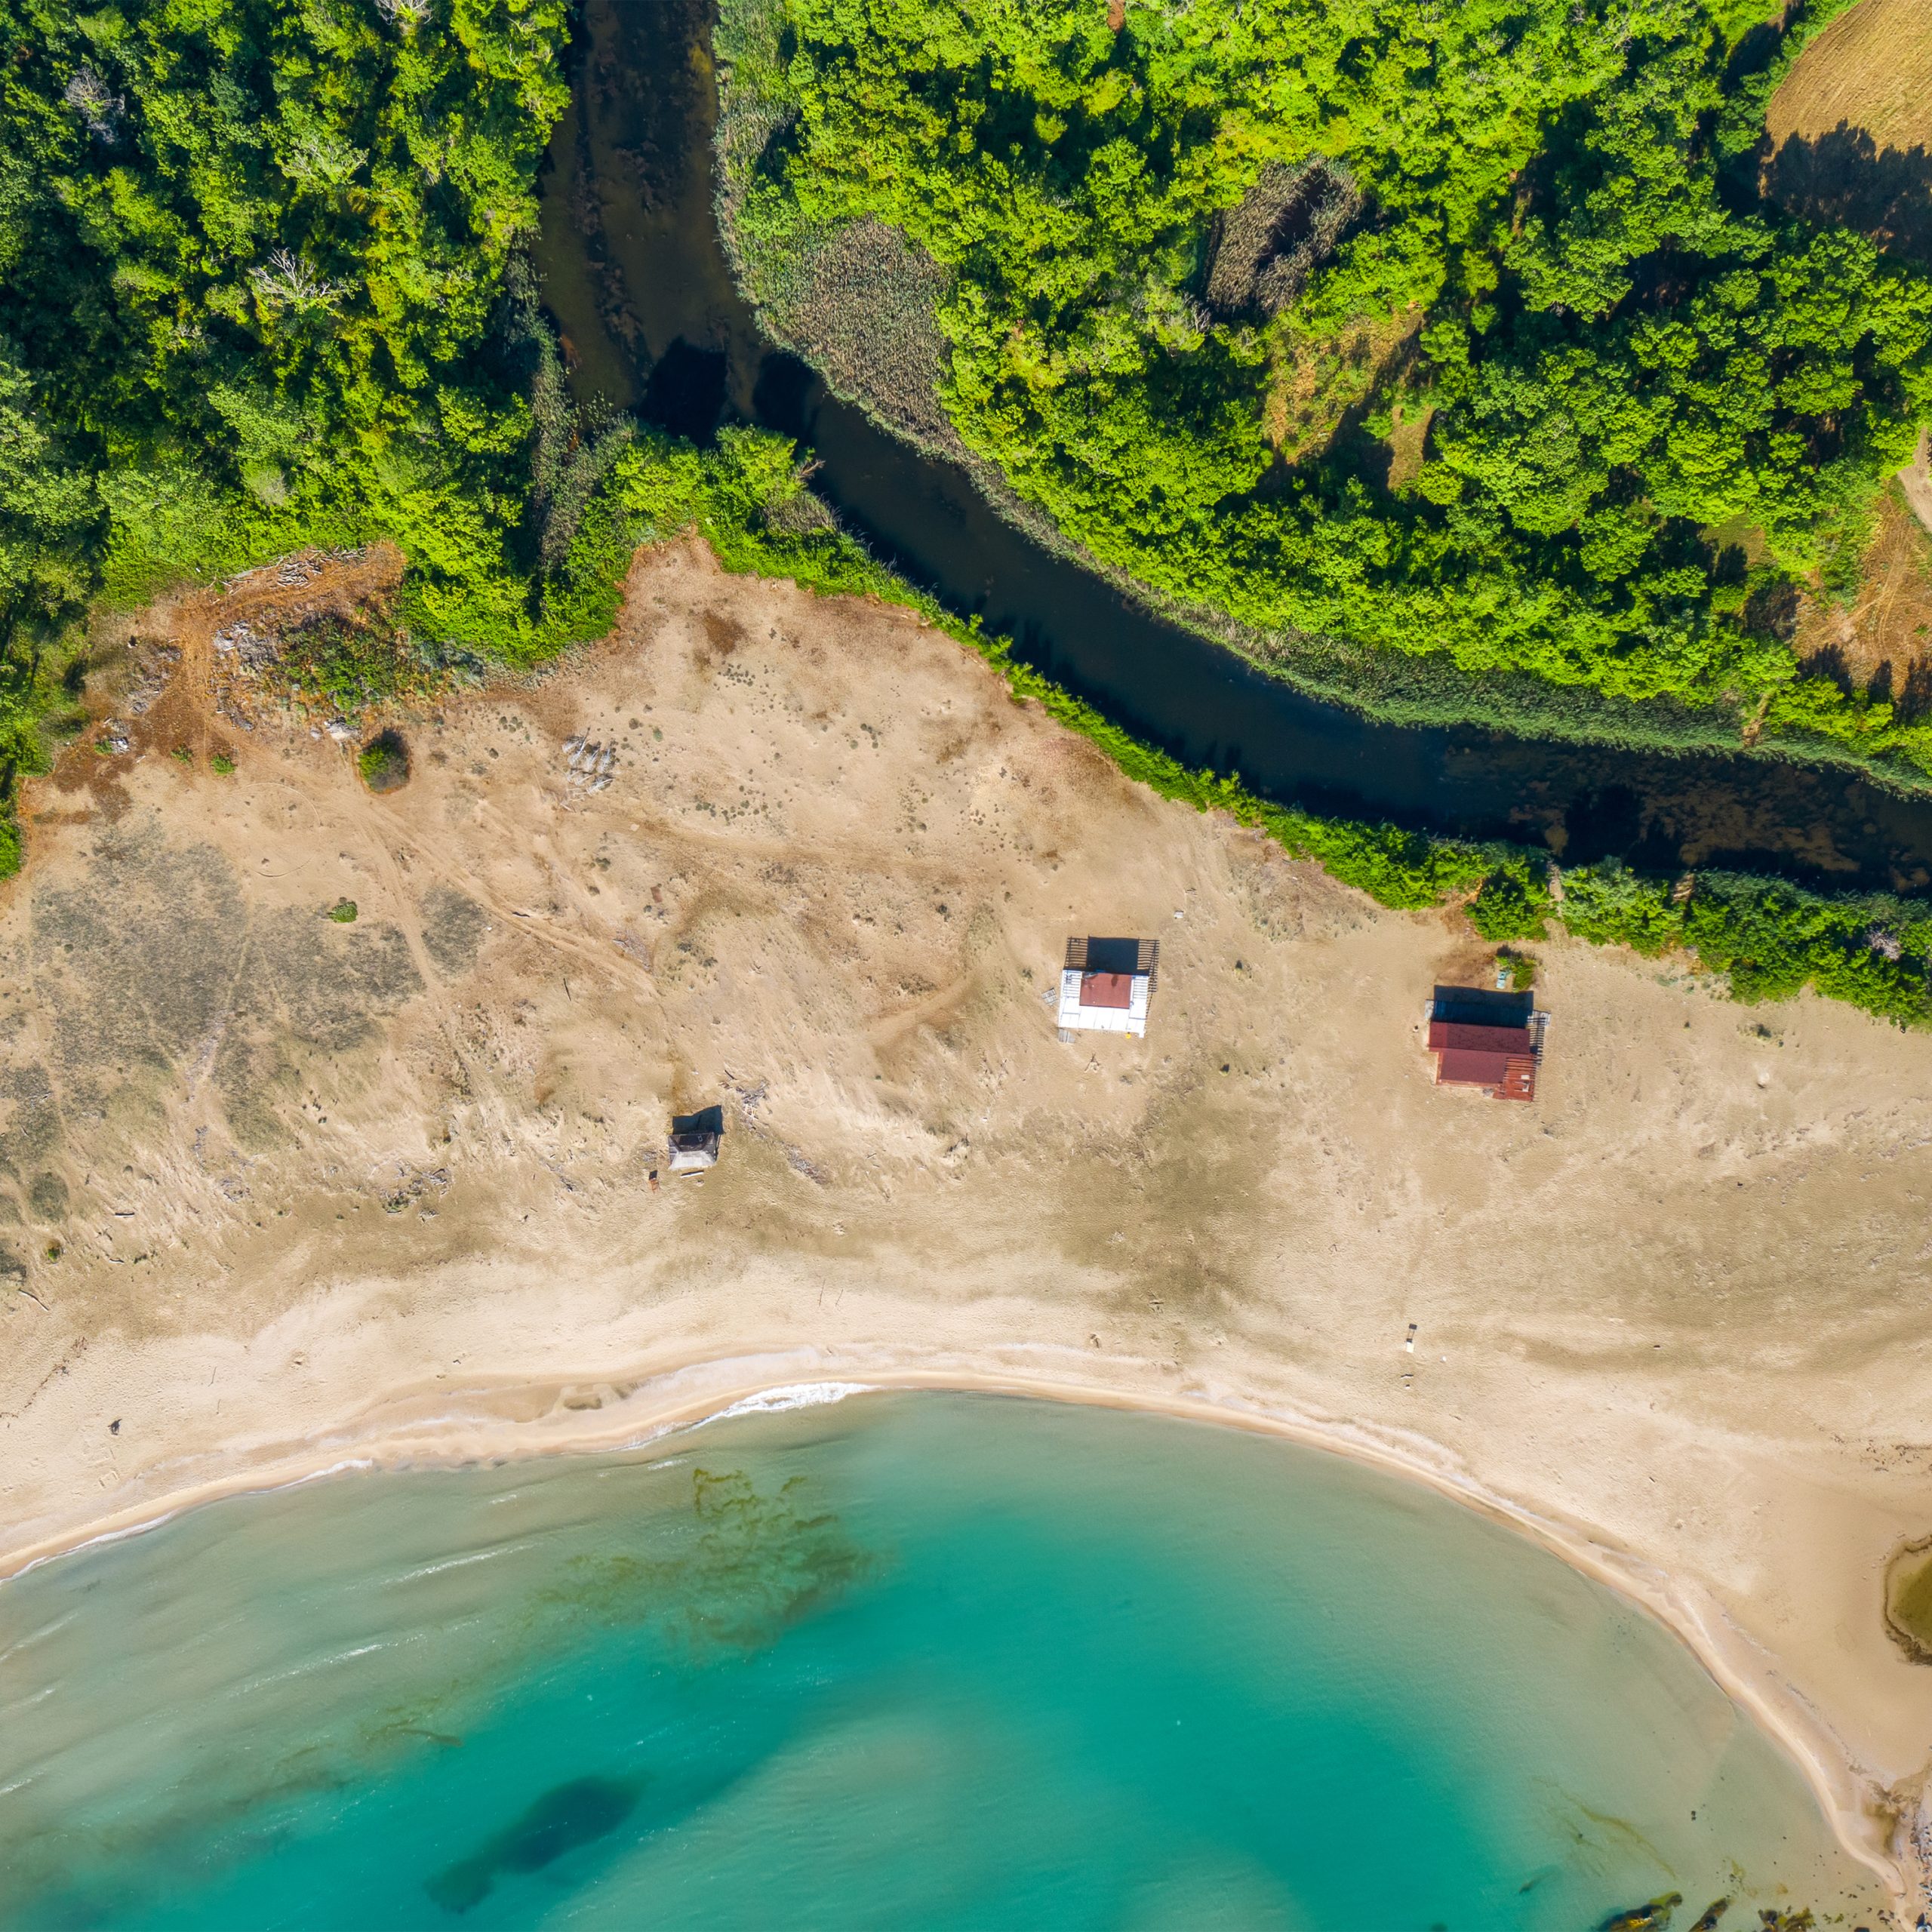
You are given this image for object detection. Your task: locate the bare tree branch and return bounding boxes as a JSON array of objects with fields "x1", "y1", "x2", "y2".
[{"x1": 248, "y1": 249, "x2": 346, "y2": 312}]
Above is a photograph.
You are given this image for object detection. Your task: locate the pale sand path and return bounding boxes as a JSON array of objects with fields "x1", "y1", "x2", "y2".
[
  {"x1": 1903, "y1": 430, "x2": 1932, "y2": 540},
  {"x1": 3, "y1": 540, "x2": 1930, "y2": 1913}
]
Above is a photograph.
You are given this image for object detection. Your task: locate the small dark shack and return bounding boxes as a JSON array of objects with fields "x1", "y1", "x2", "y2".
[{"x1": 668, "y1": 1104, "x2": 724, "y2": 1174}]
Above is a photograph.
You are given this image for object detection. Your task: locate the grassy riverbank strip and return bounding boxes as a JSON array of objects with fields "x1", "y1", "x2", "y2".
[{"x1": 617, "y1": 426, "x2": 1932, "y2": 1029}]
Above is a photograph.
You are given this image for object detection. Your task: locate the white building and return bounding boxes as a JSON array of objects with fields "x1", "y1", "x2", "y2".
[
  {"x1": 666, "y1": 1107, "x2": 722, "y2": 1174},
  {"x1": 667, "y1": 1131, "x2": 719, "y2": 1174},
  {"x1": 1057, "y1": 936, "x2": 1157, "y2": 1038}
]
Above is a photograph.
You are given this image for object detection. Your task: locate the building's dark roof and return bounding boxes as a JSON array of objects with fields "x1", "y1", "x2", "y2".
[
  {"x1": 1431, "y1": 986, "x2": 1534, "y2": 1029},
  {"x1": 1066, "y1": 935, "x2": 1158, "y2": 979}
]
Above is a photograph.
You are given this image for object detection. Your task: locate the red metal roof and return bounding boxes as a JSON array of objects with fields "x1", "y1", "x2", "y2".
[
  {"x1": 1428, "y1": 1020, "x2": 1534, "y2": 1055},
  {"x1": 1435, "y1": 1049, "x2": 1537, "y2": 1100},
  {"x1": 1080, "y1": 971, "x2": 1134, "y2": 1010}
]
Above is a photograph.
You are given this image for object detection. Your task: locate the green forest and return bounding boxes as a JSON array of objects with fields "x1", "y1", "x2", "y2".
[
  {"x1": 0, "y1": 0, "x2": 605, "y2": 872},
  {"x1": 5, "y1": 0, "x2": 1932, "y2": 1026},
  {"x1": 718, "y1": 0, "x2": 1932, "y2": 775}
]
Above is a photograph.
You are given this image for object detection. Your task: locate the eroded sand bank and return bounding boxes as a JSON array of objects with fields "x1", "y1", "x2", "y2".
[{"x1": 3, "y1": 540, "x2": 1930, "y2": 1912}]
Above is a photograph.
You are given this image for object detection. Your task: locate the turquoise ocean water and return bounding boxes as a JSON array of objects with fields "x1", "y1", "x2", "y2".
[{"x1": 0, "y1": 1393, "x2": 1885, "y2": 1930}]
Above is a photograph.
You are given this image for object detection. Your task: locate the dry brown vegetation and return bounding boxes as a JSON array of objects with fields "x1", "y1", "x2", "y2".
[
  {"x1": 1385, "y1": 400, "x2": 1433, "y2": 494},
  {"x1": 1797, "y1": 481, "x2": 1932, "y2": 702},
  {"x1": 1263, "y1": 307, "x2": 1421, "y2": 463},
  {"x1": 1203, "y1": 158, "x2": 1360, "y2": 322},
  {"x1": 1767, "y1": 0, "x2": 1932, "y2": 155},
  {"x1": 761, "y1": 218, "x2": 961, "y2": 456}
]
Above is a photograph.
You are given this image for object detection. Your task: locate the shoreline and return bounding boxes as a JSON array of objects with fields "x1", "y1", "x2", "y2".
[
  {"x1": 0, "y1": 1342, "x2": 1915, "y2": 1917},
  {"x1": 8, "y1": 536, "x2": 1932, "y2": 1929}
]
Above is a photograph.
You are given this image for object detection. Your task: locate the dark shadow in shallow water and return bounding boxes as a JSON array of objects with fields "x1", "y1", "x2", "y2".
[{"x1": 426, "y1": 1775, "x2": 641, "y2": 1915}]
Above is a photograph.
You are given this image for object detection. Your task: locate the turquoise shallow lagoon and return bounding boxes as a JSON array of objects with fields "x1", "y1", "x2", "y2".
[{"x1": 0, "y1": 1393, "x2": 1886, "y2": 1930}]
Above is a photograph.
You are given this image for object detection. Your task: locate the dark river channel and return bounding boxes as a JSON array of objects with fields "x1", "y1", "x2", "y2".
[{"x1": 534, "y1": 0, "x2": 1932, "y2": 891}]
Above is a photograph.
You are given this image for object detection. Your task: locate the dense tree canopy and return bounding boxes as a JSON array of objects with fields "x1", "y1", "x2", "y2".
[
  {"x1": 722, "y1": 0, "x2": 1932, "y2": 763},
  {"x1": 0, "y1": 0, "x2": 576, "y2": 844}
]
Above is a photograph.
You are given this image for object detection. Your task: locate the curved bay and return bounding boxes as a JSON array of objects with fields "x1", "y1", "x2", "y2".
[{"x1": 0, "y1": 1394, "x2": 1887, "y2": 1928}]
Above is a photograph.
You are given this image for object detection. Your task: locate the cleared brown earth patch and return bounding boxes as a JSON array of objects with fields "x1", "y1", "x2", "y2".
[
  {"x1": 1385, "y1": 401, "x2": 1432, "y2": 494},
  {"x1": 1796, "y1": 482, "x2": 1932, "y2": 702},
  {"x1": 1263, "y1": 307, "x2": 1420, "y2": 465},
  {"x1": 1767, "y1": 0, "x2": 1932, "y2": 155},
  {"x1": 34, "y1": 546, "x2": 407, "y2": 851},
  {"x1": 1763, "y1": 0, "x2": 1932, "y2": 270},
  {"x1": 1901, "y1": 429, "x2": 1932, "y2": 540}
]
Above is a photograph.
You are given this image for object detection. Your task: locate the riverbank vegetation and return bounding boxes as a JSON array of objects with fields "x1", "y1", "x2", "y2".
[
  {"x1": 715, "y1": 0, "x2": 1932, "y2": 783},
  {"x1": 5, "y1": 0, "x2": 1932, "y2": 1029}
]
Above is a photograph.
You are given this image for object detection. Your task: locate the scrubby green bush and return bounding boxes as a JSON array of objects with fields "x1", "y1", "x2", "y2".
[
  {"x1": 1497, "y1": 950, "x2": 1539, "y2": 992},
  {"x1": 356, "y1": 731, "x2": 410, "y2": 794},
  {"x1": 1557, "y1": 863, "x2": 1686, "y2": 955},
  {"x1": 1467, "y1": 866, "x2": 1556, "y2": 943}
]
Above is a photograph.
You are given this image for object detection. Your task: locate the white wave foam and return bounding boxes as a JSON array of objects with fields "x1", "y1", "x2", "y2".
[
  {"x1": 708, "y1": 1381, "x2": 872, "y2": 1421},
  {"x1": 389, "y1": 1541, "x2": 530, "y2": 1586}
]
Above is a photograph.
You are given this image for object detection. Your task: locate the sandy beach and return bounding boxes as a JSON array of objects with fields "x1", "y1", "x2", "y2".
[{"x1": 4, "y1": 539, "x2": 1931, "y2": 1917}]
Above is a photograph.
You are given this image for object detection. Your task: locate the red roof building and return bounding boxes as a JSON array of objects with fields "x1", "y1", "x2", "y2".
[
  {"x1": 1080, "y1": 971, "x2": 1135, "y2": 1010},
  {"x1": 1057, "y1": 937, "x2": 1158, "y2": 1037},
  {"x1": 1426, "y1": 1014, "x2": 1540, "y2": 1101}
]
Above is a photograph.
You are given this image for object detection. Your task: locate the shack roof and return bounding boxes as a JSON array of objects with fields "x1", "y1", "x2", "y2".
[
  {"x1": 1066, "y1": 935, "x2": 1159, "y2": 977},
  {"x1": 1428, "y1": 1019, "x2": 1534, "y2": 1055},
  {"x1": 1435, "y1": 1049, "x2": 1537, "y2": 1100},
  {"x1": 1081, "y1": 971, "x2": 1135, "y2": 1010},
  {"x1": 1430, "y1": 985, "x2": 1535, "y2": 1029}
]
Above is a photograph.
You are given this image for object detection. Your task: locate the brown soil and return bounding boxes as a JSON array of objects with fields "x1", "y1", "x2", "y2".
[
  {"x1": 1901, "y1": 429, "x2": 1932, "y2": 540},
  {"x1": 37, "y1": 545, "x2": 406, "y2": 846},
  {"x1": 1385, "y1": 401, "x2": 1432, "y2": 494},
  {"x1": 1265, "y1": 308, "x2": 1420, "y2": 464},
  {"x1": 1796, "y1": 481, "x2": 1932, "y2": 700},
  {"x1": 1767, "y1": 0, "x2": 1932, "y2": 155}
]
